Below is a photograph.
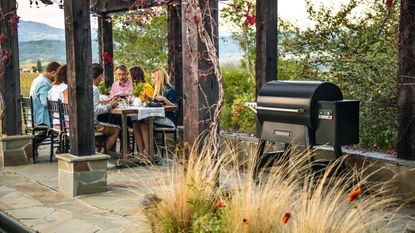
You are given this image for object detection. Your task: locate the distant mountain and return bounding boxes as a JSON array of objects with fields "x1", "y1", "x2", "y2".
[
  {"x1": 19, "y1": 40, "x2": 99, "y2": 64},
  {"x1": 18, "y1": 21, "x2": 65, "y2": 42},
  {"x1": 18, "y1": 21, "x2": 98, "y2": 64},
  {"x1": 18, "y1": 20, "x2": 97, "y2": 42}
]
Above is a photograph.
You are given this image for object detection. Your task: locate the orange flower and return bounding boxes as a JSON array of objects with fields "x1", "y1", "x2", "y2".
[
  {"x1": 348, "y1": 187, "x2": 361, "y2": 202},
  {"x1": 215, "y1": 201, "x2": 225, "y2": 208},
  {"x1": 281, "y1": 212, "x2": 291, "y2": 224}
]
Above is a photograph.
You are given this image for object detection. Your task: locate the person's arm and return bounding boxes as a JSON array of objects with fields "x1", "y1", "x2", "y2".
[
  {"x1": 154, "y1": 87, "x2": 178, "y2": 107},
  {"x1": 63, "y1": 89, "x2": 69, "y2": 104},
  {"x1": 93, "y1": 86, "x2": 112, "y2": 116},
  {"x1": 38, "y1": 83, "x2": 50, "y2": 107}
]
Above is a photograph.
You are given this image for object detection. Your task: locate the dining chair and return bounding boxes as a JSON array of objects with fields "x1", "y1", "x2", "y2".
[{"x1": 21, "y1": 96, "x2": 52, "y2": 163}]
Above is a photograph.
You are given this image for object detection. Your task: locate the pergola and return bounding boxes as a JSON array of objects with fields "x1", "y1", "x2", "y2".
[
  {"x1": 1, "y1": 0, "x2": 413, "y2": 178},
  {"x1": 0, "y1": 0, "x2": 277, "y2": 154}
]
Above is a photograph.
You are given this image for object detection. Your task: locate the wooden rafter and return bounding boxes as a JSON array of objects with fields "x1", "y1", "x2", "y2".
[{"x1": 90, "y1": 0, "x2": 172, "y2": 14}]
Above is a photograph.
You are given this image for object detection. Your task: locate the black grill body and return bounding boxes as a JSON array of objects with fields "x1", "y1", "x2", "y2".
[{"x1": 256, "y1": 81, "x2": 359, "y2": 152}]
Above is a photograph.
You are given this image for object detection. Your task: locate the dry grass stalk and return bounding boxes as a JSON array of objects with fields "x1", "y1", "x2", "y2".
[{"x1": 141, "y1": 140, "x2": 401, "y2": 233}]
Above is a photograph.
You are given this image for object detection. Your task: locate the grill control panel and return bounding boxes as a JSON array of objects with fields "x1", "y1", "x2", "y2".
[{"x1": 318, "y1": 109, "x2": 333, "y2": 120}]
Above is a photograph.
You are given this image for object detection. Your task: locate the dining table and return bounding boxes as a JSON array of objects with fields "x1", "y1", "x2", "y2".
[{"x1": 109, "y1": 105, "x2": 177, "y2": 166}]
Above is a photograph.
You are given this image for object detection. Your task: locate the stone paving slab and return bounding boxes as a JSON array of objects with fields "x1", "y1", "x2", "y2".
[{"x1": 0, "y1": 156, "x2": 154, "y2": 233}]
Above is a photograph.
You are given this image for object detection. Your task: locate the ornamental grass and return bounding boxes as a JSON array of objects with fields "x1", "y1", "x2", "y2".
[{"x1": 142, "y1": 138, "x2": 401, "y2": 233}]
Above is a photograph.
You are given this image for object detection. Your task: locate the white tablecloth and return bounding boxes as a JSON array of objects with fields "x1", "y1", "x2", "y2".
[{"x1": 124, "y1": 106, "x2": 165, "y2": 121}]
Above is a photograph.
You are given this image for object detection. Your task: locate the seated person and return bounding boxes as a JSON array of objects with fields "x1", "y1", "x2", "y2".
[
  {"x1": 30, "y1": 61, "x2": 61, "y2": 127},
  {"x1": 109, "y1": 64, "x2": 133, "y2": 98},
  {"x1": 92, "y1": 63, "x2": 120, "y2": 153},
  {"x1": 130, "y1": 66, "x2": 154, "y2": 156},
  {"x1": 48, "y1": 64, "x2": 68, "y2": 130},
  {"x1": 152, "y1": 68, "x2": 180, "y2": 128},
  {"x1": 98, "y1": 64, "x2": 133, "y2": 127},
  {"x1": 29, "y1": 61, "x2": 61, "y2": 154},
  {"x1": 134, "y1": 67, "x2": 179, "y2": 157}
]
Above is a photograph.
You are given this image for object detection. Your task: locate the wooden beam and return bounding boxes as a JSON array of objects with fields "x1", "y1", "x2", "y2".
[
  {"x1": 98, "y1": 15, "x2": 114, "y2": 88},
  {"x1": 168, "y1": 3, "x2": 183, "y2": 125},
  {"x1": 182, "y1": 0, "x2": 219, "y2": 143},
  {"x1": 90, "y1": 0, "x2": 166, "y2": 14},
  {"x1": 65, "y1": 0, "x2": 95, "y2": 156},
  {"x1": 91, "y1": 0, "x2": 134, "y2": 14},
  {"x1": 0, "y1": 0, "x2": 22, "y2": 135},
  {"x1": 255, "y1": 0, "x2": 277, "y2": 97},
  {"x1": 397, "y1": 0, "x2": 415, "y2": 159}
]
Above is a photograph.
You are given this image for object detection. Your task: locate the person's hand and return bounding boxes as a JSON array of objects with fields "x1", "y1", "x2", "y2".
[
  {"x1": 109, "y1": 99, "x2": 118, "y2": 109},
  {"x1": 154, "y1": 95, "x2": 167, "y2": 103},
  {"x1": 143, "y1": 93, "x2": 152, "y2": 102},
  {"x1": 116, "y1": 91, "x2": 126, "y2": 97}
]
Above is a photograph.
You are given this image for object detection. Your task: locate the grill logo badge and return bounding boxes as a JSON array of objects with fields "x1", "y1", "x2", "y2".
[{"x1": 274, "y1": 130, "x2": 291, "y2": 138}]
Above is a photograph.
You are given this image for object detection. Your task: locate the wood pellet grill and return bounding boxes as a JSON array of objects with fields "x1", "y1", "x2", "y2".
[{"x1": 246, "y1": 80, "x2": 360, "y2": 164}]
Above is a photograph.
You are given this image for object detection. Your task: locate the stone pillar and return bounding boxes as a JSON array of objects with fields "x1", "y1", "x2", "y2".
[
  {"x1": 0, "y1": 135, "x2": 33, "y2": 167},
  {"x1": 56, "y1": 153, "x2": 110, "y2": 198}
]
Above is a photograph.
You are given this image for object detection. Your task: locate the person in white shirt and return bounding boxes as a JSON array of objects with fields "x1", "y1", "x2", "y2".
[
  {"x1": 48, "y1": 64, "x2": 68, "y2": 127},
  {"x1": 92, "y1": 63, "x2": 120, "y2": 153}
]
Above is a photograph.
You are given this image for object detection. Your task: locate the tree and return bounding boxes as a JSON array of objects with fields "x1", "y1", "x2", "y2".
[
  {"x1": 221, "y1": 0, "x2": 256, "y2": 74},
  {"x1": 112, "y1": 10, "x2": 168, "y2": 73},
  {"x1": 36, "y1": 59, "x2": 42, "y2": 73}
]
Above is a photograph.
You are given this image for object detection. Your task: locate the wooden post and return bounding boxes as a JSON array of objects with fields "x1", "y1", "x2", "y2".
[
  {"x1": 397, "y1": 0, "x2": 415, "y2": 159},
  {"x1": 255, "y1": 0, "x2": 277, "y2": 97},
  {"x1": 98, "y1": 15, "x2": 114, "y2": 88},
  {"x1": 168, "y1": 3, "x2": 183, "y2": 125},
  {"x1": 0, "y1": 0, "x2": 22, "y2": 135},
  {"x1": 182, "y1": 0, "x2": 219, "y2": 143},
  {"x1": 64, "y1": 0, "x2": 95, "y2": 156}
]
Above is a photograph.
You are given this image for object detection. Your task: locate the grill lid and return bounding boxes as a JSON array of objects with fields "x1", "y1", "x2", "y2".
[{"x1": 257, "y1": 81, "x2": 343, "y2": 129}]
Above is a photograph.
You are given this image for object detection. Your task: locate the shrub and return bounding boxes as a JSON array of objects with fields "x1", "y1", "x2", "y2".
[{"x1": 221, "y1": 68, "x2": 256, "y2": 133}]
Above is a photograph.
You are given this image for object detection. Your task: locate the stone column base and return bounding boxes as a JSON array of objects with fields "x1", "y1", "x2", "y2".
[
  {"x1": 56, "y1": 153, "x2": 110, "y2": 198},
  {"x1": 0, "y1": 135, "x2": 33, "y2": 167}
]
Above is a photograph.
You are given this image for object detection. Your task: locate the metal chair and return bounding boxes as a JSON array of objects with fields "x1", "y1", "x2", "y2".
[
  {"x1": 154, "y1": 125, "x2": 183, "y2": 157},
  {"x1": 49, "y1": 100, "x2": 106, "y2": 154},
  {"x1": 21, "y1": 96, "x2": 52, "y2": 163},
  {"x1": 47, "y1": 100, "x2": 64, "y2": 162}
]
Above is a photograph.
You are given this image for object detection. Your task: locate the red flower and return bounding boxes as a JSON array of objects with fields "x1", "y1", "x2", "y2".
[
  {"x1": 214, "y1": 201, "x2": 225, "y2": 208},
  {"x1": 386, "y1": 0, "x2": 393, "y2": 8},
  {"x1": 244, "y1": 15, "x2": 256, "y2": 26},
  {"x1": 0, "y1": 34, "x2": 6, "y2": 43},
  {"x1": 1, "y1": 50, "x2": 10, "y2": 61},
  {"x1": 102, "y1": 52, "x2": 113, "y2": 64},
  {"x1": 193, "y1": 15, "x2": 199, "y2": 24},
  {"x1": 281, "y1": 212, "x2": 291, "y2": 224},
  {"x1": 9, "y1": 14, "x2": 20, "y2": 28},
  {"x1": 348, "y1": 187, "x2": 361, "y2": 202}
]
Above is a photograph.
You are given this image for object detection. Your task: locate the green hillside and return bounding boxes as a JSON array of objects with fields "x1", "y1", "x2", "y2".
[{"x1": 19, "y1": 40, "x2": 99, "y2": 65}]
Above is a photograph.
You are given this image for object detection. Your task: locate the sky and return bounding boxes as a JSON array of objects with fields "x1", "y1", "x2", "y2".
[{"x1": 16, "y1": 0, "x2": 349, "y2": 30}]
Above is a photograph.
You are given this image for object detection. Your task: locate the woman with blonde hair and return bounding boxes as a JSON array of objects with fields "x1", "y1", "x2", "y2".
[
  {"x1": 134, "y1": 67, "x2": 180, "y2": 157},
  {"x1": 151, "y1": 67, "x2": 180, "y2": 127}
]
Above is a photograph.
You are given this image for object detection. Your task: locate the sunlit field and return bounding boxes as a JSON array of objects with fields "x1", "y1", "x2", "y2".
[{"x1": 20, "y1": 72, "x2": 37, "y2": 97}]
